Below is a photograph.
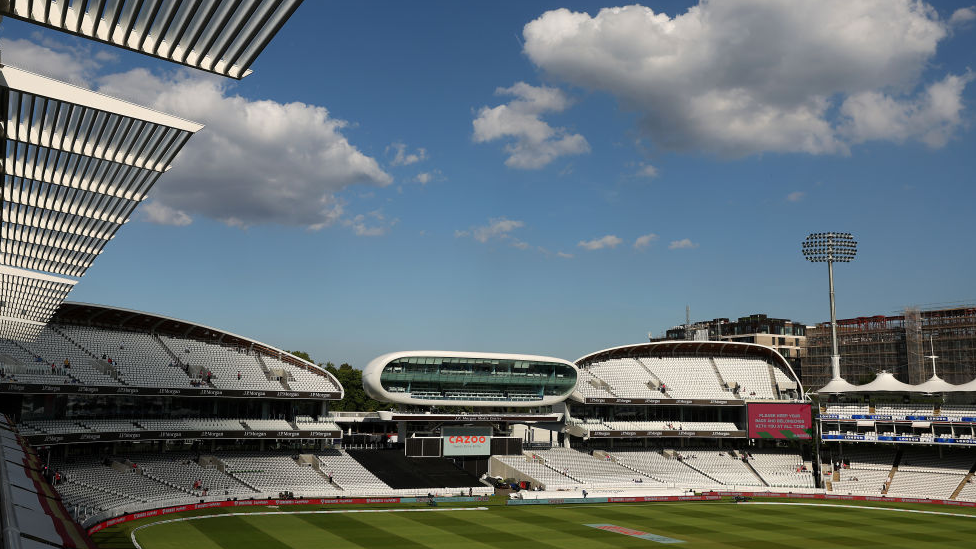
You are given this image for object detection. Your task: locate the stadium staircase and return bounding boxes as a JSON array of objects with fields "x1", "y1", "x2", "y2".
[
  {"x1": 542, "y1": 461, "x2": 584, "y2": 484},
  {"x1": 765, "y1": 363, "x2": 781, "y2": 397},
  {"x1": 882, "y1": 449, "x2": 904, "y2": 495},
  {"x1": 346, "y1": 450, "x2": 481, "y2": 489},
  {"x1": 708, "y1": 358, "x2": 728, "y2": 389},
  {"x1": 677, "y1": 458, "x2": 722, "y2": 485},
  {"x1": 635, "y1": 360, "x2": 669, "y2": 397},
  {"x1": 49, "y1": 326, "x2": 125, "y2": 384},
  {"x1": 597, "y1": 451, "x2": 667, "y2": 485},
  {"x1": 255, "y1": 354, "x2": 294, "y2": 390},
  {"x1": 298, "y1": 454, "x2": 340, "y2": 488},
  {"x1": 153, "y1": 334, "x2": 184, "y2": 367},
  {"x1": 950, "y1": 459, "x2": 976, "y2": 500},
  {"x1": 116, "y1": 459, "x2": 198, "y2": 497},
  {"x1": 738, "y1": 452, "x2": 770, "y2": 487},
  {"x1": 209, "y1": 456, "x2": 260, "y2": 491}
]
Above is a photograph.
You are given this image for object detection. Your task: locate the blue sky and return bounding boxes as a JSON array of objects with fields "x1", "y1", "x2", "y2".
[{"x1": 3, "y1": 1, "x2": 975, "y2": 368}]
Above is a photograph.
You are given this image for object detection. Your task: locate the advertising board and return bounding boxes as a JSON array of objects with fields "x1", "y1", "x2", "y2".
[
  {"x1": 748, "y1": 403, "x2": 812, "y2": 439},
  {"x1": 442, "y1": 426, "x2": 492, "y2": 456}
]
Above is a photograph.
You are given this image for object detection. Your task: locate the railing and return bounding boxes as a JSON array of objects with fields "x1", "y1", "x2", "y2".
[{"x1": 77, "y1": 486, "x2": 495, "y2": 528}]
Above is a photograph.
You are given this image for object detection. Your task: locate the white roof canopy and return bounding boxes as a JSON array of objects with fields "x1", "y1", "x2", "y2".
[
  {"x1": 915, "y1": 375, "x2": 957, "y2": 394},
  {"x1": 1, "y1": 65, "x2": 201, "y2": 338},
  {"x1": 854, "y1": 371, "x2": 917, "y2": 392},
  {"x1": 818, "y1": 371, "x2": 976, "y2": 394},
  {"x1": 1, "y1": 0, "x2": 303, "y2": 78},
  {"x1": 817, "y1": 377, "x2": 861, "y2": 394}
]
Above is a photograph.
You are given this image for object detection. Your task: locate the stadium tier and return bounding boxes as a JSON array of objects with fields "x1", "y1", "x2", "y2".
[
  {"x1": 51, "y1": 449, "x2": 494, "y2": 524},
  {"x1": 819, "y1": 400, "x2": 976, "y2": 447},
  {"x1": 572, "y1": 341, "x2": 802, "y2": 404},
  {"x1": 825, "y1": 445, "x2": 976, "y2": 500},
  {"x1": 0, "y1": 302, "x2": 342, "y2": 399},
  {"x1": 490, "y1": 446, "x2": 816, "y2": 492}
]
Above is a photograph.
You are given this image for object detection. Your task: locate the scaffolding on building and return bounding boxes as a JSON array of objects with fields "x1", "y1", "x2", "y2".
[{"x1": 803, "y1": 306, "x2": 976, "y2": 389}]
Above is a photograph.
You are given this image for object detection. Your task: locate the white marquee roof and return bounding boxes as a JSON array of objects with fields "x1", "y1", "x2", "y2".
[
  {"x1": 914, "y1": 374, "x2": 956, "y2": 394},
  {"x1": 0, "y1": 0, "x2": 303, "y2": 78},
  {"x1": 853, "y1": 371, "x2": 916, "y2": 393},
  {"x1": 818, "y1": 371, "x2": 976, "y2": 394},
  {"x1": 1, "y1": 65, "x2": 201, "y2": 339}
]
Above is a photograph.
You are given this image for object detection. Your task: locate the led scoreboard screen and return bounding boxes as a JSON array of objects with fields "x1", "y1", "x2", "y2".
[
  {"x1": 748, "y1": 403, "x2": 812, "y2": 439},
  {"x1": 442, "y1": 426, "x2": 492, "y2": 456}
]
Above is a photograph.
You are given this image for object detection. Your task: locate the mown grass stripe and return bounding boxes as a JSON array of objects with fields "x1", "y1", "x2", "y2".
[
  {"x1": 391, "y1": 511, "x2": 509, "y2": 549},
  {"x1": 292, "y1": 513, "x2": 432, "y2": 549},
  {"x1": 443, "y1": 509, "x2": 582, "y2": 549},
  {"x1": 133, "y1": 521, "x2": 217, "y2": 549},
  {"x1": 119, "y1": 499, "x2": 976, "y2": 549},
  {"x1": 189, "y1": 516, "x2": 292, "y2": 549},
  {"x1": 465, "y1": 506, "x2": 625, "y2": 548},
  {"x1": 248, "y1": 514, "x2": 352, "y2": 549}
]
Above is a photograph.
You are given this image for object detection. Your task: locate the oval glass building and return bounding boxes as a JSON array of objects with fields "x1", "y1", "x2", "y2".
[{"x1": 363, "y1": 351, "x2": 578, "y2": 407}]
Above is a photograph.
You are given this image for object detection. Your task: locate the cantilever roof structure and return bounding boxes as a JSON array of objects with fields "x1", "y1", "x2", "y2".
[
  {"x1": 0, "y1": 65, "x2": 203, "y2": 339},
  {"x1": 0, "y1": 2, "x2": 303, "y2": 339},
  {"x1": 0, "y1": 0, "x2": 304, "y2": 79}
]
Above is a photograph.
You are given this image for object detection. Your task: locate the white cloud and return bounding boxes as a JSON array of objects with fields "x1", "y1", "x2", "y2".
[
  {"x1": 341, "y1": 210, "x2": 397, "y2": 237},
  {"x1": 96, "y1": 68, "x2": 392, "y2": 230},
  {"x1": 0, "y1": 37, "x2": 104, "y2": 86},
  {"x1": 578, "y1": 235, "x2": 623, "y2": 250},
  {"x1": 950, "y1": 7, "x2": 976, "y2": 27},
  {"x1": 9, "y1": 35, "x2": 393, "y2": 231},
  {"x1": 141, "y1": 201, "x2": 192, "y2": 227},
  {"x1": 471, "y1": 217, "x2": 525, "y2": 243},
  {"x1": 839, "y1": 72, "x2": 974, "y2": 148},
  {"x1": 786, "y1": 191, "x2": 806, "y2": 202},
  {"x1": 669, "y1": 238, "x2": 699, "y2": 250},
  {"x1": 342, "y1": 213, "x2": 395, "y2": 237},
  {"x1": 636, "y1": 164, "x2": 659, "y2": 178},
  {"x1": 523, "y1": 1, "x2": 969, "y2": 156},
  {"x1": 634, "y1": 233, "x2": 659, "y2": 249},
  {"x1": 388, "y1": 142, "x2": 427, "y2": 166},
  {"x1": 414, "y1": 170, "x2": 442, "y2": 185},
  {"x1": 458, "y1": 217, "x2": 550, "y2": 253},
  {"x1": 556, "y1": 251, "x2": 575, "y2": 259},
  {"x1": 473, "y1": 82, "x2": 590, "y2": 169}
]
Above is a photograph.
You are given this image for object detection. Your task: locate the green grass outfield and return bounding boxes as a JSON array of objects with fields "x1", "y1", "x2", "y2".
[{"x1": 92, "y1": 497, "x2": 976, "y2": 549}]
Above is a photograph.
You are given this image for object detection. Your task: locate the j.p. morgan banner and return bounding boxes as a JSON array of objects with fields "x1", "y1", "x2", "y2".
[
  {"x1": 587, "y1": 430, "x2": 746, "y2": 439},
  {"x1": 24, "y1": 429, "x2": 342, "y2": 445},
  {"x1": 442, "y1": 426, "x2": 492, "y2": 456},
  {"x1": 0, "y1": 382, "x2": 340, "y2": 400},
  {"x1": 582, "y1": 397, "x2": 744, "y2": 406}
]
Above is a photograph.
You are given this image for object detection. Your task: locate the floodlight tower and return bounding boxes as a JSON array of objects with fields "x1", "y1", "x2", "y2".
[{"x1": 802, "y1": 232, "x2": 857, "y2": 381}]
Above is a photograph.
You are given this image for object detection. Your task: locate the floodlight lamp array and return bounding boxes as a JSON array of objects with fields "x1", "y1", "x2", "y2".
[{"x1": 801, "y1": 232, "x2": 857, "y2": 263}]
